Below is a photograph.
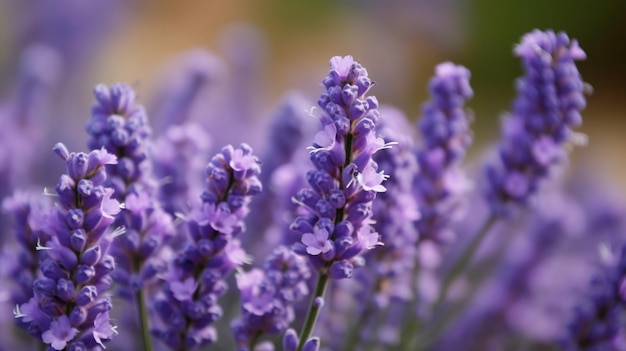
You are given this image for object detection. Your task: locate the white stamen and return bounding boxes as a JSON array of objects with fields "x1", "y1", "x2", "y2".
[
  {"x1": 42, "y1": 187, "x2": 58, "y2": 197},
  {"x1": 13, "y1": 305, "x2": 25, "y2": 319},
  {"x1": 158, "y1": 176, "x2": 173, "y2": 187},
  {"x1": 570, "y1": 132, "x2": 588, "y2": 147},
  {"x1": 111, "y1": 226, "x2": 127, "y2": 238},
  {"x1": 173, "y1": 212, "x2": 187, "y2": 226},
  {"x1": 35, "y1": 239, "x2": 51, "y2": 251}
]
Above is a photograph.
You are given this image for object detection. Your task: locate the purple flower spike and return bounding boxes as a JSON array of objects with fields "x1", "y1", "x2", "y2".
[
  {"x1": 153, "y1": 122, "x2": 211, "y2": 216},
  {"x1": 246, "y1": 92, "x2": 314, "y2": 258},
  {"x1": 288, "y1": 55, "x2": 388, "y2": 351},
  {"x1": 15, "y1": 144, "x2": 119, "y2": 350},
  {"x1": 85, "y1": 83, "x2": 175, "y2": 339},
  {"x1": 414, "y1": 62, "x2": 473, "y2": 246},
  {"x1": 2, "y1": 190, "x2": 53, "y2": 310},
  {"x1": 152, "y1": 144, "x2": 262, "y2": 349},
  {"x1": 231, "y1": 246, "x2": 311, "y2": 349},
  {"x1": 560, "y1": 244, "x2": 626, "y2": 350},
  {"x1": 86, "y1": 83, "x2": 154, "y2": 198},
  {"x1": 291, "y1": 55, "x2": 388, "y2": 280},
  {"x1": 486, "y1": 30, "x2": 587, "y2": 214}
]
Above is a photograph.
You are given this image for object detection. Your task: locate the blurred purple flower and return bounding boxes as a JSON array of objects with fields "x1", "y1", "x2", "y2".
[
  {"x1": 152, "y1": 144, "x2": 261, "y2": 350},
  {"x1": 486, "y1": 30, "x2": 587, "y2": 214}
]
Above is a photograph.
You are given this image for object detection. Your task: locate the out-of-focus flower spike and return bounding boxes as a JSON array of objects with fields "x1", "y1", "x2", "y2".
[
  {"x1": 231, "y1": 246, "x2": 311, "y2": 349},
  {"x1": 486, "y1": 29, "x2": 587, "y2": 214},
  {"x1": 150, "y1": 49, "x2": 224, "y2": 131},
  {"x1": 152, "y1": 143, "x2": 262, "y2": 349},
  {"x1": 15, "y1": 145, "x2": 118, "y2": 349}
]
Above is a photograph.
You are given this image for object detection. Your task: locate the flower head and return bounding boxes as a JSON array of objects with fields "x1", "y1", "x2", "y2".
[
  {"x1": 302, "y1": 229, "x2": 333, "y2": 256},
  {"x1": 42, "y1": 316, "x2": 78, "y2": 350},
  {"x1": 486, "y1": 30, "x2": 586, "y2": 214}
]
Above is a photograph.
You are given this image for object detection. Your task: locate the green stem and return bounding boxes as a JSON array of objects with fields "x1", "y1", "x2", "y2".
[
  {"x1": 431, "y1": 214, "x2": 497, "y2": 312},
  {"x1": 340, "y1": 302, "x2": 374, "y2": 351},
  {"x1": 249, "y1": 331, "x2": 262, "y2": 350},
  {"x1": 395, "y1": 249, "x2": 423, "y2": 349},
  {"x1": 297, "y1": 272, "x2": 330, "y2": 351},
  {"x1": 395, "y1": 299, "x2": 420, "y2": 350},
  {"x1": 137, "y1": 290, "x2": 153, "y2": 351}
]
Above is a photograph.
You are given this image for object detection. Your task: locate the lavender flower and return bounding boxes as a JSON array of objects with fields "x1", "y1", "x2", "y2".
[
  {"x1": 85, "y1": 83, "x2": 154, "y2": 199},
  {"x1": 153, "y1": 123, "x2": 211, "y2": 216},
  {"x1": 486, "y1": 30, "x2": 587, "y2": 214},
  {"x1": 414, "y1": 61, "x2": 473, "y2": 248},
  {"x1": 149, "y1": 49, "x2": 222, "y2": 132},
  {"x1": 152, "y1": 144, "x2": 261, "y2": 350},
  {"x1": 85, "y1": 83, "x2": 175, "y2": 351},
  {"x1": 14, "y1": 143, "x2": 120, "y2": 350},
  {"x1": 8, "y1": 0, "x2": 127, "y2": 74},
  {"x1": 246, "y1": 92, "x2": 313, "y2": 256},
  {"x1": 292, "y1": 55, "x2": 387, "y2": 280},
  {"x1": 85, "y1": 83, "x2": 175, "y2": 294},
  {"x1": 560, "y1": 244, "x2": 626, "y2": 350},
  {"x1": 2, "y1": 190, "x2": 52, "y2": 307},
  {"x1": 289, "y1": 55, "x2": 388, "y2": 351},
  {"x1": 150, "y1": 51, "x2": 218, "y2": 215},
  {"x1": 231, "y1": 246, "x2": 311, "y2": 350}
]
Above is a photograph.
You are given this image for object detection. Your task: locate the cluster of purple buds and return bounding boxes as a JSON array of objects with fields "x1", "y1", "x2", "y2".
[
  {"x1": 231, "y1": 246, "x2": 311, "y2": 350},
  {"x1": 486, "y1": 30, "x2": 587, "y2": 214},
  {"x1": 560, "y1": 244, "x2": 626, "y2": 350},
  {"x1": 14, "y1": 144, "x2": 119, "y2": 350},
  {"x1": 86, "y1": 83, "x2": 175, "y2": 297},
  {"x1": 153, "y1": 122, "x2": 211, "y2": 216},
  {"x1": 151, "y1": 143, "x2": 261, "y2": 349},
  {"x1": 2, "y1": 191, "x2": 52, "y2": 309},
  {"x1": 282, "y1": 329, "x2": 320, "y2": 351},
  {"x1": 86, "y1": 83, "x2": 154, "y2": 198},
  {"x1": 110, "y1": 189, "x2": 175, "y2": 297},
  {"x1": 292, "y1": 55, "x2": 388, "y2": 280},
  {"x1": 414, "y1": 62, "x2": 473, "y2": 246}
]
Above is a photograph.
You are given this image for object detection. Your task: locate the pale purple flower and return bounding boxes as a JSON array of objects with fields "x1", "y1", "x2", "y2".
[
  {"x1": 357, "y1": 164, "x2": 389, "y2": 193},
  {"x1": 302, "y1": 229, "x2": 333, "y2": 255},
  {"x1": 42, "y1": 316, "x2": 78, "y2": 350},
  {"x1": 231, "y1": 148, "x2": 257, "y2": 172},
  {"x1": 308, "y1": 123, "x2": 337, "y2": 154},
  {"x1": 169, "y1": 277, "x2": 198, "y2": 302},
  {"x1": 93, "y1": 312, "x2": 117, "y2": 348},
  {"x1": 356, "y1": 226, "x2": 382, "y2": 250}
]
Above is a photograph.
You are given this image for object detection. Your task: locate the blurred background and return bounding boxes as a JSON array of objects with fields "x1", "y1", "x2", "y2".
[{"x1": 0, "y1": 0, "x2": 624, "y2": 187}]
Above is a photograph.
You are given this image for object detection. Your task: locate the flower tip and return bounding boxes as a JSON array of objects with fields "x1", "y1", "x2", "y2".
[
  {"x1": 569, "y1": 39, "x2": 586, "y2": 60},
  {"x1": 329, "y1": 55, "x2": 355, "y2": 80},
  {"x1": 53, "y1": 143, "x2": 70, "y2": 161},
  {"x1": 98, "y1": 147, "x2": 118, "y2": 165}
]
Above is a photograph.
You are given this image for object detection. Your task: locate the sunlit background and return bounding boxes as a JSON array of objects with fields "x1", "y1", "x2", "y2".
[{"x1": 0, "y1": 0, "x2": 624, "y2": 186}]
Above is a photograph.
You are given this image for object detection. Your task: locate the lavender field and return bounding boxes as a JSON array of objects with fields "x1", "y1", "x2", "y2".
[{"x1": 0, "y1": 1, "x2": 625, "y2": 350}]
